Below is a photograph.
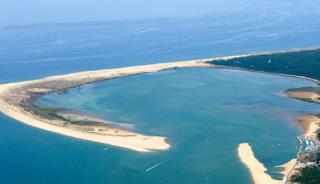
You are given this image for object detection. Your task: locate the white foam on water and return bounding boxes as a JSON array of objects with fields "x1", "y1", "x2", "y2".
[{"x1": 145, "y1": 160, "x2": 166, "y2": 172}]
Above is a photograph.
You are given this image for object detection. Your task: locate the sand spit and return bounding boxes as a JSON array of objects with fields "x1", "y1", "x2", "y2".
[
  {"x1": 285, "y1": 91, "x2": 320, "y2": 103},
  {"x1": 276, "y1": 159, "x2": 297, "y2": 178},
  {"x1": 297, "y1": 115, "x2": 320, "y2": 137},
  {"x1": 238, "y1": 143, "x2": 295, "y2": 184},
  {"x1": 0, "y1": 60, "x2": 214, "y2": 152},
  {"x1": 0, "y1": 47, "x2": 319, "y2": 179}
]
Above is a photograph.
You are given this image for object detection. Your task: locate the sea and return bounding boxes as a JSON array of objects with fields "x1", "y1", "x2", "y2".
[{"x1": 1, "y1": 2, "x2": 320, "y2": 183}]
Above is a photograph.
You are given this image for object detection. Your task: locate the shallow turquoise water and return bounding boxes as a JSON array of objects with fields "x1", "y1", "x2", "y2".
[
  {"x1": 1, "y1": 4, "x2": 320, "y2": 182},
  {"x1": 35, "y1": 68, "x2": 319, "y2": 183}
]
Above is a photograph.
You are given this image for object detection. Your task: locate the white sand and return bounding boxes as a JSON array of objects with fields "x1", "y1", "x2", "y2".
[
  {"x1": 286, "y1": 91, "x2": 320, "y2": 103},
  {"x1": 0, "y1": 59, "x2": 213, "y2": 152},
  {"x1": 238, "y1": 143, "x2": 296, "y2": 184},
  {"x1": 297, "y1": 115, "x2": 320, "y2": 137},
  {"x1": 0, "y1": 49, "x2": 318, "y2": 182}
]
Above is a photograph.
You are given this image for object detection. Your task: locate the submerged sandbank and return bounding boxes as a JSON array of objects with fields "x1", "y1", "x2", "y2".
[
  {"x1": 0, "y1": 60, "x2": 213, "y2": 152},
  {"x1": 0, "y1": 48, "x2": 319, "y2": 184}
]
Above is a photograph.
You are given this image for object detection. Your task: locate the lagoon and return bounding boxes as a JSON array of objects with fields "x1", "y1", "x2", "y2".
[{"x1": 33, "y1": 67, "x2": 319, "y2": 183}]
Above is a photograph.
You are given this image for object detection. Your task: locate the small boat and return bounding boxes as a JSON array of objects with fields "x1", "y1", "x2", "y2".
[{"x1": 267, "y1": 58, "x2": 271, "y2": 63}]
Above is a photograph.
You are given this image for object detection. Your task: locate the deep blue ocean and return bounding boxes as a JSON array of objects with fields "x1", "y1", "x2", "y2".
[{"x1": 1, "y1": 2, "x2": 320, "y2": 183}]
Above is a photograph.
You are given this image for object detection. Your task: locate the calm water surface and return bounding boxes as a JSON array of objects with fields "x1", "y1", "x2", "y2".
[
  {"x1": 1, "y1": 3, "x2": 320, "y2": 183},
  {"x1": 34, "y1": 68, "x2": 319, "y2": 183}
]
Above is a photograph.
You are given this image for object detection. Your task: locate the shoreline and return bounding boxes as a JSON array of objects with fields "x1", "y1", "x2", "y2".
[
  {"x1": 285, "y1": 89, "x2": 320, "y2": 104},
  {"x1": 237, "y1": 115, "x2": 320, "y2": 184},
  {"x1": 238, "y1": 143, "x2": 296, "y2": 184},
  {"x1": 296, "y1": 115, "x2": 320, "y2": 138},
  {"x1": 236, "y1": 83, "x2": 319, "y2": 183},
  {"x1": 219, "y1": 48, "x2": 320, "y2": 183},
  {"x1": 214, "y1": 65, "x2": 320, "y2": 85},
  {"x1": 0, "y1": 60, "x2": 213, "y2": 152},
  {"x1": 0, "y1": 48, "x2": 319, "y2": 182}
]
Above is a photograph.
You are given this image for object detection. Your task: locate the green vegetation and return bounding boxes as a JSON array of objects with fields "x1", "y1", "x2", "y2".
[
  {"x1": 292, "y1": 151, "x2": 320, "y2": 184},
  {"x1": 290, "y1": 152, "x2": 320, "y2": 184},
  {"x1": 316, "y1": 124, "x2": 320, "y2": 140},
  {"x1": 317, "y1": 130, "x2": 320, "y2": 140},
  {"x1": 32, "y1": 105, "x2": 69, "y2": 122},
  {"x1": 210, "y1": 49, "x2": 320, "y2": 81},
  {"x1": 291, "y1": 166, "x2": 320, "y2": 184},
  {"x1": 31, "y1": 105, "x2": 105, "y2": 126},
  {"x1": 210, "y1": 48, "x2": 320, "y2": 184}
]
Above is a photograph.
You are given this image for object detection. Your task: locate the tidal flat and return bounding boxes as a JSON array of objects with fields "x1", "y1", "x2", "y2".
[{"x1": 35, "y1": 67, "x2": 319, "y2": 183}]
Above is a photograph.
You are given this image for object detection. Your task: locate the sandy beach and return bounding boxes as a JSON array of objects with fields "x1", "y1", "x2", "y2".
[
  {"x1": 237, "y1": 114, "x2": 320, "y2": 184},
  {"x1": 285, "y1": 91, "x2": 320, "y2": 103},
  {"x1": 0, "y1": 48, "x2": 318, "y2": 183},
  {"x1": 0, "y1": 59, "x2": 213, "y2": 152},
  {"x1": 297, "y1": 115, "x2": 320, "y2": 137},
  {"x1": 238, "y1": 143, "x2": 295, "y2": 184},
  {"x1": 237, "y1": 115, "x2": 319, "y2": 184}
]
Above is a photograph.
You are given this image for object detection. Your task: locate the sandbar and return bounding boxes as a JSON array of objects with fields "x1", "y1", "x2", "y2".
[
  {"x1": 297, "y1": 115, "x2": 320, "y2": 137},
  {"x1": 238, "y1": 143, "x2": 295, "y2": 184},
  {"x1": 0, "y1": 59, "x2": 213, "y2": 152}
]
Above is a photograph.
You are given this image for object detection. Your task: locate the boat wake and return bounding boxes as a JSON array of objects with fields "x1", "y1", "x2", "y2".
[{"x1": 145, "y1": 160, "x2": 167, "y2": 172}]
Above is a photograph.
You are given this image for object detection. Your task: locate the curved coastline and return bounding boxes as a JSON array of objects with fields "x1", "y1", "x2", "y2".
[
  {"x1": 0, "y1": 48, "x2": 319, "y2": 182},
  {"x1": 0, "y1": 60, "x2": 213, "y2": 152},
  {"x1": 214, "y1": 65, "x2": 320, "y2": 85},
  {"x1": 237, "y1": 143, "x2": 296, "y2": 184},
  {"x1": 230, "y1": 49, "x2": 320, "y2": 183},
  {"x1": 236, "y1": 110, "x2": 319, "y2": 183}
]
